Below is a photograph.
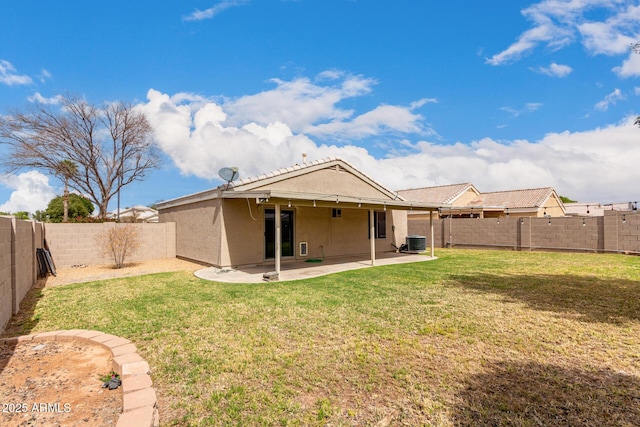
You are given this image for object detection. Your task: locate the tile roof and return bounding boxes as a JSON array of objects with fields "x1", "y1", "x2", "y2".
[
  {"x1": 397, "y1": 183, "x2": 477, "y2": 204},
  {"x1": 468, "y1": 187, "x2": 556, "y2": 209},
  {"x1": 230, "y1": 157, "x2": 339, "y2": 188}
]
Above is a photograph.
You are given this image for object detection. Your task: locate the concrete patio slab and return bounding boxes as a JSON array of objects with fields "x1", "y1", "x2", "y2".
[{"x1": 195, "y1": 252, "x2": 435, "y2": 283}]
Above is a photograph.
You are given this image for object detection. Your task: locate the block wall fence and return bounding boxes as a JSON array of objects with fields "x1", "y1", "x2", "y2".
[
  {"x1": 45, "y1": 222, "x2": 176, "y2": 268},
  {"x1": 0, "y1": 217, "x2": 44, "y2": 333},
  {"x1": 0, "y1": 220, "x2": 176, "y2": 334},
  {"x1": 408, "y1": 210, "x2": 640, "y2": 253}
]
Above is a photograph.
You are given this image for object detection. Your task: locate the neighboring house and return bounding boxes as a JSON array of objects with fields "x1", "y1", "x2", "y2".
[
  {"x1": 564, "y1": 201, "x2": 638, "y2": 217},
  {"x1": 398, "y1": 185, "x2": 566, "y2": 219},
  {"x1": 109, "y1": 206, "x2": 159, "y2": 223},
  {"x1": 157, "y1": 157, "x2": 445, "y2": 275}
]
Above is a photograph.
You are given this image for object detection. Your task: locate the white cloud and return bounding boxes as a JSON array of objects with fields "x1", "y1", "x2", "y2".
[
  {"x1": 0, "y1": 171, "x2": 56, "y2": 214},
  {"x1": 501, "y1": 102, "x2": 543, "y2": 117},
  {"x1": 376, "y1": 116, "x2": 640, "y2": 202},
  {"x1": 27, "y1": 92, "x2": 63, "y2": 105},
  {"x1": 223, "y1": 75, "x2": 378, "y2": 133},
  {"x1": 613, "y1": 51, "x2": 640, "y2": 77},
  {"x1": 183, "y1": 0, "x2": 248, "y2": 22},
  {"x1": 594, "y1": 88, "x2": 624, "y2": 111},
  {"x1": 487, "y1": 1, "x2": 640, "y2": 69},
  {"x1": 140, "y1": 78, "x2": 640, "y2": 204},
  {"x1": 38, "y1": 69, "x2": 52, "y2": 83},
  {"x1": 0, "y1": 59, "x2": 33, "y2": 86},
  {"x1": 533, "y1": 62, "x2": 573, "y2": 77}
]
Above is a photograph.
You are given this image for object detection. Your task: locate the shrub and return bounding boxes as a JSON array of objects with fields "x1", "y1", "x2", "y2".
[{"x1": 95, "y1": 223, "x2": 142, "y2": 269}]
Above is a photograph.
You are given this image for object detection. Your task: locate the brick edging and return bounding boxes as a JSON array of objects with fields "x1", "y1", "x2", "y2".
[{"x1": 1, "y1": 330, "x2": 159, "y2": 427}]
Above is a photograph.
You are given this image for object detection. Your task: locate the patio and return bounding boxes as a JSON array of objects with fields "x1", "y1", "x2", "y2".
[{"x1": 194, "y1": 251, "x2": 436, "y2": 283}]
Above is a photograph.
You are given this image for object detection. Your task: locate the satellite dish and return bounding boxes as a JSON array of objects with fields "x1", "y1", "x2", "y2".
[{"x1": 218, "y1": 167, "x2": 240, "y2": 189}]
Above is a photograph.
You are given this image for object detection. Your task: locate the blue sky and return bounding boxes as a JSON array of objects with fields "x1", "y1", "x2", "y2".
[{"x1": 1, "y1": 0, "x2": 640, "y2": 214}]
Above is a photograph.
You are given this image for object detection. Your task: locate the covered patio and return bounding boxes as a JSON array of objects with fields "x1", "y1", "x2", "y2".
[
  {"x1": 194, "y1": 251, "x2": 435, "y2": 283},
  {"x1": 157, "y1": 158, "x2": 449, "y2": 275}
]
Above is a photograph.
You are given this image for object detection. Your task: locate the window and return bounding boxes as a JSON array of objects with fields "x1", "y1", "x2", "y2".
[
  {"x1": 368, "y1": 211, "x2": 386, "y2": 239},
  {"x1": 332, "y1": 208, "x2": 342, "y2": 218}
]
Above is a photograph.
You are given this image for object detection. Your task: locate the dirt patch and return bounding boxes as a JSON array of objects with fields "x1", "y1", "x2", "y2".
[
  {"x1": 45, "y1": 257, "x2": 206, "y2": 287},
  {"x1": 0, "y1": 340, "x2": 121, "y2": 426}
]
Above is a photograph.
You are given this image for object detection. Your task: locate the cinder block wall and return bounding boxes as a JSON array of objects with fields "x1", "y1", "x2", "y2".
[
  {"x1": 0, "y1": 218, "x2": 44, "y2": 332},
  {"x1": 45, "y1": 222, "x2": 177, "y2": 268},
  {"x1": 0, "y1": 217, "x2": 12, "y2": 331},
  {"x1": 408, "y1": 212, "x2": 640, "y2": 253},
  {"x1": 13, "y1": 219, "x2": 35, "y2": 314}
]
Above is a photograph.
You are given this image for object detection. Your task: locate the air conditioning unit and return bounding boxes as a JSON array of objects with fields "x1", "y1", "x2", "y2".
[
  {"x1": 406, "y1": 235, "x2": 426, "y2": 251},
  {"x1": 299, "y1": 241, "x2": 308, "y2": 257}
]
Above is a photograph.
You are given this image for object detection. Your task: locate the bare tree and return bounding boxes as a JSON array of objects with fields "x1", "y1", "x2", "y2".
[{"x1": 0, "y1": 95, "x2": 159, "y2": 219}]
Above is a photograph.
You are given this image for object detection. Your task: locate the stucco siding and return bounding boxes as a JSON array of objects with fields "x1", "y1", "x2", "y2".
[
  {"x1": 251, "y1": 167, "x2": 391, "y2": 199},
  {"x1": 222, "y1": 199, "x2": 266, "y2": 266},
  {"x1": 453, "y1": 189, "x2": 480, "y2": 205},
  {"x1": 160, "y1": 199, "x2": 221, "y2": 266}
]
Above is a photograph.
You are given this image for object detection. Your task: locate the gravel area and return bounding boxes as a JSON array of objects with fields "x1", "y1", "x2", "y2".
[{"x1": 45, "y1": 258, "x2": 206, "y2": 287}]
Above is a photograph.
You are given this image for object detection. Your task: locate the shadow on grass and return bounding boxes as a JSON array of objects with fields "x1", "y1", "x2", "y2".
[
  {"x1": 453, "y1": 360, "x2": 640, "y2": 426},
  {"x1": 1, "y1": 277, "x2": 46, "y2": 338},
  {"x1": 446, "y1": 273, "x2": 640, "y2": 324},
  {"x1": 0, "y1": 277, "x2": 46, "y2": 376}
]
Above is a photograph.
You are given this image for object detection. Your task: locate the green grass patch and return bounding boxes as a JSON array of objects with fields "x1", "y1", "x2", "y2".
[{"x1": 7, "y1": 249, "x2": 640, "y2": 426}]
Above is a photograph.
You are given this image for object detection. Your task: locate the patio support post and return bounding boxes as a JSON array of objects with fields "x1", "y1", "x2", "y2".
[
  {"x1": 369, "y1": 208, "x2": 376, "y2": 266},
  {"x1": 275, "y1": 203, "x2": 281, "y2": 275},
  {"x1": 430, "y1": 210, "x2": 435, "y2": 258}
]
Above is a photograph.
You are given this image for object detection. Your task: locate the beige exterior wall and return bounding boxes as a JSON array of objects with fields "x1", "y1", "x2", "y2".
[
  {"x1": 0, "y1": 217, "x2": 12, "y2": 331},
  {"x1": 161, "y1": 196, "x2": 408, "y2": 268},
  {"x1": 160, "y1": 199, "x2": 222, "y2": 266},
  {"x1": 452, "y1": 188, "x2": 480, "y2": 205},
  {"x1": 408, "y1": 212, "x2": 640, "y2": 253},
  {"x1": 45, "y1": 222, "x2": 176, "y2": 268},
  {"x1": 251, "y1": 167, "x2": 391, "y2": 199},
  {"x1": 220, "y1": 198, "x2": 266, "y2": 266}
]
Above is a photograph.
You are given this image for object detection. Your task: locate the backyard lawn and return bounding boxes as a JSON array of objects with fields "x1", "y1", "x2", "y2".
[{"x1": 6, "y1": 249, "x2": 640, "y2": 426}]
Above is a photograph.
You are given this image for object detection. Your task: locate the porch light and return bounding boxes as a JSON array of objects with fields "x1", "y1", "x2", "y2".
[
  {"x1": 582, "y1": 218, "x2": 586, "y2": 226},
  {"x1": 383, "y1": 203, "x2": 386, "y2": 212},
  {"x1": 313, "y1": 200, "x2": 316, "y2": 208},
  {"x1": 586, "y1": 205, "x2": 590, "y2": 214},
  {"x1": 336, "y1": 195, "x2": 339, "y2": 204},
  {"x1": 358, "y1": 200, "x2": 361, "y2": 208},
  {"x1": 548, "y1": 218, "x2": 551, "y2": 225},
  {"x1": 506, "y1": 208, "x2": 509, "y2": 217},
  {"x1": 288, "y1": 200, "x2": 291, "y2": 208},
  {"x1": 623, "y1": 214, "x2": 626, "y2": 224},
  {"x1": 496, "y1": 217, "x2": 500, "y2": 224}
]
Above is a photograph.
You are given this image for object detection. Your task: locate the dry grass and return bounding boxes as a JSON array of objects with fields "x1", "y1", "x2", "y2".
[{"x1": 4, "y1": 249, "x2": 640, "y2": 426}]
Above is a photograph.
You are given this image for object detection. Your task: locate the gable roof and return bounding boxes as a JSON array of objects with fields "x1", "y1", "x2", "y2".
[
  {"x1": 468, "y1": 187, "x2": 558, "y2": 209},
  {"x1": 397, "y1": 183, "x2": 478, "y2": 204},
  {"x1": 229, "y1": 157, "x2": 399, "y2": 200},
  {"x1": 157, "y1": 157, "x2": 448, "y2": 211}
]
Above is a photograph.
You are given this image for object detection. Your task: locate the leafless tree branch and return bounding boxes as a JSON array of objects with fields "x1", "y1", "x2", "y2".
[{"x1": 0, "y1": 95, "x2": 159, "y2": 218}]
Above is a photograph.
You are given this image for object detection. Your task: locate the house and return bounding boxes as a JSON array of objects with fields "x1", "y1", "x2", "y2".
[
  {"x1": 108, "y1": 205, "x2": 159, "y2": 222},
  {"x1": 398, "y1": 185, "x2": 566, "y2": 219},
  {"x1": 564, "y1": 201, "x2": 638, "y2": 217},
  {"x1": 157, "y1": 157, "x2": 446, "y2": 276}
]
